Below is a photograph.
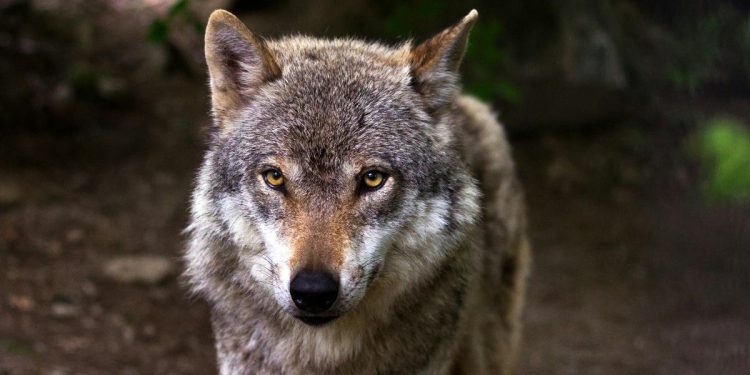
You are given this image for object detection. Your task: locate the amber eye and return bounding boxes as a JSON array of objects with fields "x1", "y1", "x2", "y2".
[
  {"x1": 263, "y1": 169, "x2": 285, "y2": 189},
  {"x1": 361, "y1": 170, "x2": 387, "y2": 191}
]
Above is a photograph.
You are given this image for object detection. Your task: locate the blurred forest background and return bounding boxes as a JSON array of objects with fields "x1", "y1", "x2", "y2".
[{"x1": 1, "y1": 0, "x2": 749, "y2": 373}]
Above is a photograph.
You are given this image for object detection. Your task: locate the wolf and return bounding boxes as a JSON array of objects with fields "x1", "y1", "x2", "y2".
[{"x1": 184, "y1": 8, "x2": 530, "y2": 374}]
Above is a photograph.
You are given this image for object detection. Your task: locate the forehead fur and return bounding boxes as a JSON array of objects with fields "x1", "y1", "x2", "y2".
[
  {"x1": 227, "y1": 37, "x2": 439, "y2": 175},
  {"x1": 270, "y1": 37, "x2": 414, "y2": 75}
]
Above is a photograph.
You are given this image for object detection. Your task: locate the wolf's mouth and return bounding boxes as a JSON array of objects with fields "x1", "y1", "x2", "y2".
[{"x1": 295, "y1": 315, "x2": 338, "y2": 326}]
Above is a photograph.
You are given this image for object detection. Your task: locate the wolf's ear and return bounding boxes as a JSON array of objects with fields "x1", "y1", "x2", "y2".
[
  {"x1": 410, "y1": 10, "x2": 478, "y2": 110},
  {"x1": 204, "y1": 10, "x2": 281, "y2": 131}
]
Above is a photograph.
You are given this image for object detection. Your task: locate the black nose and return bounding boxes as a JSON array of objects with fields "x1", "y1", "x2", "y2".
[{"x1": 289, "y1": 270, "x2": 339, "y2": 313}]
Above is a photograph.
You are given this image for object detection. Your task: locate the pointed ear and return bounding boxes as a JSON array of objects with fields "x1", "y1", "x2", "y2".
[
  {"x1": 410, "y1": 10, "x2": 478, "y2": 110},
  {"x1": 204, "y1": 10, "x2": 281, "y2": 131}
]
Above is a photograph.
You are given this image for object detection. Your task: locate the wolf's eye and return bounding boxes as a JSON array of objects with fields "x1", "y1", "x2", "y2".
[
  {"x1": 263, "y1": 169, "x2": 285, "y2": 189},
  {"x1": 361, "y1": 170, "x2": 387, "y2": 191}
]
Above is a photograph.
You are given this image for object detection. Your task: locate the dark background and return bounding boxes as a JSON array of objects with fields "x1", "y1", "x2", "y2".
[{"x1": 1, "y1": 0, "x2": 749, "y2": 373}]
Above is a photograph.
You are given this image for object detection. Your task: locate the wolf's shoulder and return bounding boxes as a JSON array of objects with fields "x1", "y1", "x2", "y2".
[
  {"x1": 453, "y1": 95, "x2": 514, "y2": 173},
  {"x1": 455, "y1": 95, "x2": 503, "y2": 135}
]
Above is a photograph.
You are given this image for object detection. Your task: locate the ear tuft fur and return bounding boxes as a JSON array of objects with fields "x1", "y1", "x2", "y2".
[
  {"x1": 204, "y1": 10, "x2": 281, "y2": 133},
  {"x1": 410, "y1": 10, "x2": 478, "y2": 110}
]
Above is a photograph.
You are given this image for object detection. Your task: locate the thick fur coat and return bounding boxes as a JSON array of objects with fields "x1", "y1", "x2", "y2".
[{"x1": 184, "y1": 9, "x2": 530, "y2": 374}]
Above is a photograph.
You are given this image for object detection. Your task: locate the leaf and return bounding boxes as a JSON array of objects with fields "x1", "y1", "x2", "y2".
[
  {"x1": 168, "y1": 0, "x2": 190, "y2": 18},
  {"x1": 148, "y1": 19, "x2": 169, "y2": 45}
]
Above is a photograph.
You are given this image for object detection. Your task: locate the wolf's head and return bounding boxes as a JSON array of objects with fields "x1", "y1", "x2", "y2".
[{"x1": 187, "y1": 10, "x2": 481, "y2": 326}]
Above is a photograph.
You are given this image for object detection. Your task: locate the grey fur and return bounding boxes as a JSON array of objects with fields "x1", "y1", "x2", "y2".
[{"x1": 185, "y1": 9, "x2": 530, "y2": 374}]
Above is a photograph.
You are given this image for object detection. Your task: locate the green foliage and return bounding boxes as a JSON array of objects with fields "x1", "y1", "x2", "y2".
[
  {"x1": 382, "y1": 0, "x2": 446, "y2": 38},
  {"x1": 465, "y1": 19, "x2": 521, "y2": 103},
  {"x1": 168, "y1": 0, "x2": 191, "y2": 17},
  {"x1": 666, "y1": 5, "x2": 750, "y2": 94},
  {"x1": 666, "y1": 15, "x2": 720, "y2": 95},
  {"x1": 148, "y1": 18, "x2": 170, "y2": 45},
  {"x1": 691, "y1": 118, "x2": 750, "y2": 203},
  {"x1": 147, "y1": 0, "x2": 203, "y2": 45}
]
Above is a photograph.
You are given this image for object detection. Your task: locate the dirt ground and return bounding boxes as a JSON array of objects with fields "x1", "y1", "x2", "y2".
[
  {"x1": 2, "y1": 2, "x2": 750, "y2": 374},
  {"x1": 515, "y1": 129, "x2": 750, "y2": 374}
]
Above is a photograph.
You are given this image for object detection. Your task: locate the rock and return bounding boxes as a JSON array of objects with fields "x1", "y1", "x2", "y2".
[
  {"x1": 102, "y1": 255, "x2": 175, "y2": 285},
  {"x1": 121, "y1": 325, "x2": 136, "y2": 343},
  {"x1": 7, "y1": 294, "x2": 35, "y2": 312},
  {"x1": 51, "y1": 302, "x2": 80, "y2": 318}
]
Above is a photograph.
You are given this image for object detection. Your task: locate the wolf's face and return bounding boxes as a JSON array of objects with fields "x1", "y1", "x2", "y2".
[{"x1": 190, "y1": 10, "x2": 480, "y2": 326}]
